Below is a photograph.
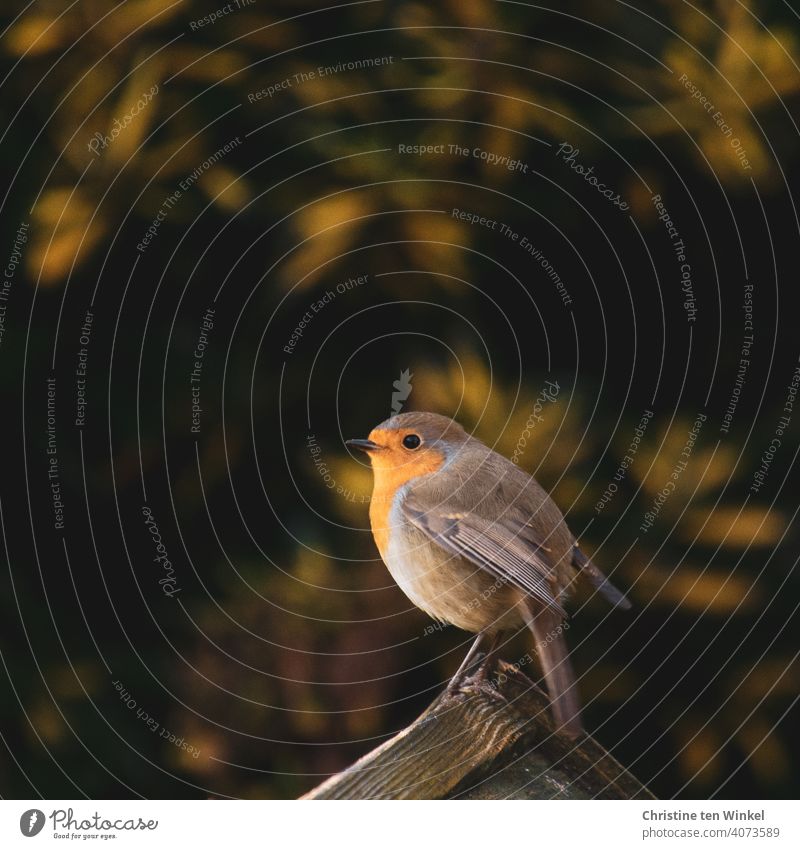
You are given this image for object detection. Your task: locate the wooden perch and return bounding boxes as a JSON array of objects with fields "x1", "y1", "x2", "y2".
[{"x1": 301, "y1": 661, "x2": 655, "y2": 800}]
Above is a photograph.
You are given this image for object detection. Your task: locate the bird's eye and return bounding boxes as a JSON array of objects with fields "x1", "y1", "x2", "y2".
[{"x1": 402, "y1": 434, "x2": 421, "y2": 449}]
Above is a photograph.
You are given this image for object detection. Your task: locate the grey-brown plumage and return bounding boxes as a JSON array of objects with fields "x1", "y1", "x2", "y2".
[{"x1": 348, "y1": 411, "x2": 630, "y2": 739}]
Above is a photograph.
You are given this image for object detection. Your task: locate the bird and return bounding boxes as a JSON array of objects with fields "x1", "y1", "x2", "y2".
[{"x1": 346, "y1": 410, "x2": 631, "y2": 738}]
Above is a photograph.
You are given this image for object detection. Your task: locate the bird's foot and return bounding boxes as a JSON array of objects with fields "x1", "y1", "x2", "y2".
[{"x1": 446, "y1": 635, "x2": 502, "y2": 697}]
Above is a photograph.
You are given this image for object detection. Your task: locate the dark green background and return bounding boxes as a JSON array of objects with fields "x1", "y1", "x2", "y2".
[{"x1": 1, "y1": 0, "x2": 798, "y2": 799}]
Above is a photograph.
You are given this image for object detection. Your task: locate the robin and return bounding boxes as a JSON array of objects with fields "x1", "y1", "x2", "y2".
[{"x1": 347, "y1": 411, "x2": 631, "y2": 738}]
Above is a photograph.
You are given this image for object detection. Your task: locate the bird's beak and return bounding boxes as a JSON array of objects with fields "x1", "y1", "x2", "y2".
[{"x1": 346, "y1": 438, "x2": 381, "y2": 453}]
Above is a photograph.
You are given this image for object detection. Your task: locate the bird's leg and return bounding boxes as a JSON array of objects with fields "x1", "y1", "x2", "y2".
[
  {"x1": 472, "y1": 632, "x2": 501, "y2": 685},
  {"x1": 445, "y1": 632, "x2": 490, "y2": 695}
]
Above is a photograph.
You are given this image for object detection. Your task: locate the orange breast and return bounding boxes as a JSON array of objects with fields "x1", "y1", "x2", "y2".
[{"x1": 368, "y1": 450, "x2": 445, "y2": 559}]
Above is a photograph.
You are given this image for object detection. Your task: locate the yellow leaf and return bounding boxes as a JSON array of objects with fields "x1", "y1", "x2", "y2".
[
  {"x1": 6, "y1": 16, "x2": 66, "y2": 56},
  {"x1": 736, "y1": 657, "x2": 798, "y2": 701},
  {"x1": 736, "y1": 720, "x2": 790, "y2": 784},
  {"x1": 684, "y1": 506, "x2": 785, "y2": 548},
  {"x1": 98, "y1": 0, "x2": 184, "y2": 44},
  {"x1": 106, "y1": 59, "x2": 163, "y2": 165},
  {"x1": 282, "y1": 193, "x2": 369, "y2": 290},
  {"x1": 677, "y1": 721, "x2": 723, "y2": 786},
  {"x1": 29, "y1": 701, "x2": 66, "y2": 744},
  {"x1": 29, "y1": 188, "x2": 108, "y2": 286},
  {"x1": 637, "y1": 564, "x2": 761, "y2": 613},
  {"x1": 201, "y1": 166, "x2": 251, "y2": 212}
]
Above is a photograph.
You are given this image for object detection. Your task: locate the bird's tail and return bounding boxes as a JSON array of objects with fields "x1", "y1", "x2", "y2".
[
  {"x1": 572, "y1": 544, "x2": 632, "y2": 609},
  {"x1": 520, "y1": 601, "x2": 583, "y2": 739}
]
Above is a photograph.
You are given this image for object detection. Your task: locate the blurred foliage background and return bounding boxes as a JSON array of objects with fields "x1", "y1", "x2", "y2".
[{"x1": 1, "y1": 0, "x2": 799, "y2": 800}]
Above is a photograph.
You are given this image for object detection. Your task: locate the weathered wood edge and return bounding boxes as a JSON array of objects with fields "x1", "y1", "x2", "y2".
[{"x1": 301, "y1": 662, "x2": 655, "y2": 800}]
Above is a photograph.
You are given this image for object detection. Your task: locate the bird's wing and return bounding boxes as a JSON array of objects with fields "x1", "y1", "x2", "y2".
[{"x1": 402, "y1": 491, "x2": 565, "y2": 616}]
